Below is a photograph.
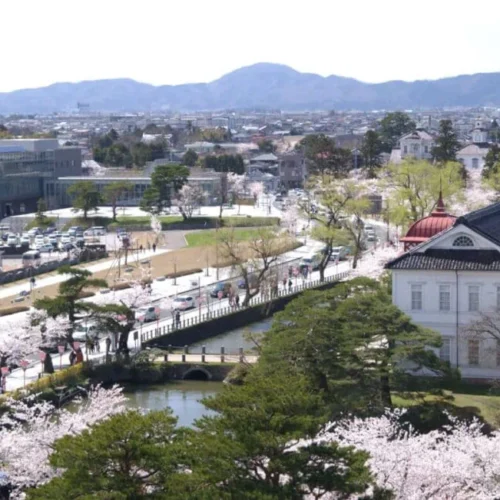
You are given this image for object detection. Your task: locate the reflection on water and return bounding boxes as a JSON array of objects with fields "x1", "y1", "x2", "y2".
[
  {"x1": 124, "y1": 381, "x2": 222, "y2": 427},
  {"x1": 190, "y1": 317, "x2": 273, "y2": 352},
  {"x1": 122, "y1": 319, "x2": 274, "y2": 426}
]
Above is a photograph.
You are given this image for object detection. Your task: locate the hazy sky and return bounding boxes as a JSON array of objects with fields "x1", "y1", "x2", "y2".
[{"x1": 2, "y1": 0, "x2": 500, "y2": 92}]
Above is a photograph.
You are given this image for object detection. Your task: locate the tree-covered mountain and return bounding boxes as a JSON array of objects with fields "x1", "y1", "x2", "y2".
[{"x1": 1, "y1": 63, "x2": 500, "y2": 113}]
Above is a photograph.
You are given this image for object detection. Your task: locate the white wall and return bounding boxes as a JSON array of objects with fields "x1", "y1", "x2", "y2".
[{"x1": 393, "y1": 268, "x2": 500, "y2": 378}]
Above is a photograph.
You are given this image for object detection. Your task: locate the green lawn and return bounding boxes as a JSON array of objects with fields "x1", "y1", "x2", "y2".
[
  {"x1": 185, "y1": 228, "x2": 264, "y2": 247},
  {"x1": 393, "y1": 387, "x2": 500, "y2": 427}
]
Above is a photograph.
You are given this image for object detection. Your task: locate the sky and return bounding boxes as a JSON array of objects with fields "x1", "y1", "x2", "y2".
[{"x1": 2, "y1": 0, "x2": 500, "y2": 92}]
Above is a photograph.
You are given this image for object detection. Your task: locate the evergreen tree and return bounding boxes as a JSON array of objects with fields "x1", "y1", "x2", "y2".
[{"x1": 432, "y1": 119, "x2": 461, "y2": 163}]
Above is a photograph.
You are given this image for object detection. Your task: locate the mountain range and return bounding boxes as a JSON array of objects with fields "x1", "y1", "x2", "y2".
[{"x1": 2, "y1": 63, "x2": 500, "y2": 113}]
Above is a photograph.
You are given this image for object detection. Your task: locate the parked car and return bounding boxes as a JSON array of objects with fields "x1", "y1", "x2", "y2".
[
  {"x1": 210, "y1": 282, "x2": 232, "y2": 298},
  {"x1": 173, "y1": 296, "x2": 196, "y2": 311},
  {"x1": 28, "y1": 227, "x2": 41, "y2": 237},
  {"x1": 135, "y1": 306, "x2": 160, "y2": 323},
  {"x1": 6, "y1": 234, "x2": 19, "y2": 246},
  {"x1": 20, "y1": 235, "x2": 31, "y2": 246},
  {"x1": 330, "y1": 246, "x2": 348, "y2": 261},
  {"x1": 60, "y1": 233, "x2": 72, "y2": 245},
  {"x1": 299, "y1": 254, "x2": 322, "y2": 271},
  {"x1": 38, "y1": 244, "x2": 55, "y2": 253},
  {"x1": 93, "y1": 226, "x2": 106, "y2": 236},
  {"x1": 237, "y1": 274, "x2": 259, "y2": 289},
  {"x1": 61, "y1": 242, "x2": 76, "y2": 252},
  {"x1": 73, "y1": 321, "x2": 101, "y2": 341}
]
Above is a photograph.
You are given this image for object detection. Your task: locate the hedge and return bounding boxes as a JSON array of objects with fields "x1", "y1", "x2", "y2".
[
  {"x1": 110, "y1": 282, "x2": 131, "y2": 291},
  {"x1": 165, "y1": 268, "x2": 203, "y2": 279},
  {"x1": 62, "y1": 216, "x2": 114, "y2": 230},
  {"x1": 108, "y1": 216, "x2": 281, "y2": 231},
  {"x1": 0, "y1": 306, "x2": 30, "y2": 317}
]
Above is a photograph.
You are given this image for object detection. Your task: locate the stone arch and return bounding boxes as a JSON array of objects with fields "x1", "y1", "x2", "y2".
[{"x1": 182, "y1": 366, "x2": 212, "y2": 381}]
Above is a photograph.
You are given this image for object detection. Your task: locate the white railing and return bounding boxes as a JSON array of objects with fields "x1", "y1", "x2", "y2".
[{"x1": 140, "y1": 270, "x2": 350, "y2": 344}]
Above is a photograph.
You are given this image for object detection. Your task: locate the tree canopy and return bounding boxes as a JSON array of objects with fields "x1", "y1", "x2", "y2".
[
  {"x1": 66, "y1": 181, "x2": 102, "y2": 220},
  {"x1": 432, "y1": 119, "x2": 461, "y2": 163},
  {"x1": 140, "y1": 164, "x2": 189, "y2": 215},
  {"x1": 379, "y1": 112, "x2": 416, "y2": 152}
]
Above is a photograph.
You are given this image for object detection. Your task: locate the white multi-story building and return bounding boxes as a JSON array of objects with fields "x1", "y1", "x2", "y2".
[
  {"x1": 399, "y1": 129, "x2": 434, "y2": 161},
  {"x1": 387, "y1": 202, "x2": 500, "y2": 380}
]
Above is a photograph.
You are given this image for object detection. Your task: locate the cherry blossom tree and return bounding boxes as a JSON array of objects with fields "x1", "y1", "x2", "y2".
[
  {"x1": 173, "y1": 184, "x2": 205, "y2": 220},
  {"x1": 296, "y1": 410, "x2": 500, "y2": 499},
  {"x1": 227, "y1": 173, "x2": 245, "y2": 214},
  {"x1": 248, "y1": 181, "x2": 264, "y2": 203},
  {"x1": 0, "y1": 385, "x2": 125, "y2": 494}
]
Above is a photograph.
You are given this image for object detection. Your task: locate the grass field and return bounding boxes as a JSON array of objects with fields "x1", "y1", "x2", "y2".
[
  {"x1": 393, "y1": 386, "x2": 500, "y2": 426},
  {"x1": 185, "y1": 228, "x2": 264, "y2": 247}
]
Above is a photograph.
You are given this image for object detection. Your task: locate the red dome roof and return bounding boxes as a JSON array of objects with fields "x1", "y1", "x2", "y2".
[{"x1": 401, "y1": 194, "x2": 456, "y2": 247}]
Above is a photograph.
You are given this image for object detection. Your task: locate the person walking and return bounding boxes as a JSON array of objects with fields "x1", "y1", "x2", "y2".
[
  {"x1": 175, "y1": 310, "x2": 181, "y2": 329},
  {"x1": 288, "y1": 278, "x2": 293, "y2": 292},
  {"x1": 152, "y1": 243, "x2": 157, "y2": 252},
  {"x1": 235, "y1": 294, "x2": 240, "y2": 308},
  {"x1": 105, "y1": 336, "x2": 112, "y2": 354},
  {"x1": 69, "y1": 350, "x2": 76, "y2": 366},
  {"x1": 139, "y1": 244, "x2": 143, "y2": 253}
]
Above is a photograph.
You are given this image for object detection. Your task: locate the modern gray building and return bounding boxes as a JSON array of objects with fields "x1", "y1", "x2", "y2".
[
  {"x1": 56, "y1": 168, "x2": 226, "y2": 207},
  {"x1": 278, "y1": 153, "x2": 306, "y2": 189},
  {"x1": 0, "y1": 139, "x2": 82, "y2": 217}
]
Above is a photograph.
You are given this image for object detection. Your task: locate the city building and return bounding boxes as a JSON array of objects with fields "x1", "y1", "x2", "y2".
[
  {"x1": 387, "y1": 202, "x2": 500, "y2": 380},
  {"x1": 56, "y1": 168, "x2": 226, "y2": 207},
  {"x1": 0, "y1": 139, "x2": 81, "y2": 217},
  {"x1": 457, "y1": 143, "x2": 490, "y2": 171},
  {"x1": 399, "y1": 129, "x2": 434, "y2": 161},
  {"x1": 278, "y1": 153, "x2": 306, "y2": 189}
]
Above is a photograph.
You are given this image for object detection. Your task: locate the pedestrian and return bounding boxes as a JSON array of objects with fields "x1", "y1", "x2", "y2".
[
  {"x1": 235, "y1": 294, "x2": 240, "y2": 307},
  {"x1": 69, "y1": 350, "x2": 76, "y2": 366},
  {"x1": 282, "y1": 276, "x2": 287, "y2": 288},
  {"x1": 96, "y1": 338, "x2": 101, "y2": 353},
  {"x1": 105, "y1": 336, "x2": 111, "y2": 354},
  {"x1": 75, "y1": 348, "x2": 84, "y2": 364},
  {"x1": 288, "y1": 266, "x2": 293, "y2": 278},
  {"x1": 175, "y1": 310, "x2": 181, "y2": 329},
  {"x1": 152, "y1": 243, "x2": 157, "y2": 252},
  {"x1": 139, "y1": 244, "x2": 143, "y2": 253},
  {"x1": 288, "y1": 278, "x2": 293, "y2": 291}
]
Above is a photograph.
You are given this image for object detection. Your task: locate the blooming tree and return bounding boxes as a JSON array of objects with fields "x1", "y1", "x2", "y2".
[
  {"x1": 248, "y1": 181, "x2": 264, "y2": 202},
  {"x1": 0, "y1": 385, "x2": 125, "y2": 494},
  {"x1": 281, "y1": 202, "x2": 300, "y2": 236},
  {"x1": 227, "y1": 173, "x2": 246, "y2": 213},
  {"x1": 173, "y1": 184, "x2": 205, "y2": 220},
  {"x1": 296, "y1": 410, "x2": 500, "y2": 499}
]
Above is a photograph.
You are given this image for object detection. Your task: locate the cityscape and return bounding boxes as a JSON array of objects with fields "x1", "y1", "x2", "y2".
[{"x1": 2, "y1": 1, "x2": 500, "y2": 499}]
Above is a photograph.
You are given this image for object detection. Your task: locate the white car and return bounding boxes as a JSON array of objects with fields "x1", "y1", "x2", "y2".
[
  {"x1": 173, "y1": 296, "x2": 196, "y2": 311},
  {"x1": 60, "y1": 234, "x2": 72, "y2": 245},
  {"x1": 34, "y1": 235, "x2": 46, "y2": 248},
  {"x1": 6, "y1": 234, "x2": 18, "y2": 246},
  {"x1": 73, "y1": 321, "x2": 101, "y2": 341},
  {"x1": 20, "y1": 235, "x2": 31, "y2": 246},
  {"x1": 135, "y1": 306, "x2": 160, "y2": 323},
  {"x1": 38, "y1": 244, "x2": 54, "y2": 253}
]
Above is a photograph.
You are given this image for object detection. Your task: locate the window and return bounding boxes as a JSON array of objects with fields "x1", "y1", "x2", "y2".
[
  {"x1": 468, "y1": 286, "x2": 480, "y2": 312},
  {"x1": 468, "y1": 339, "x2": 479, "y2": 366},
  {"x1": 411, "y1": 284, "x2": 422, "y2": 310},
  {"x1": 453, "y1": 235, "x2": 474, "y2": 247},
  {"x1": 439, "y1": 285, "x2": 451, "y2": 311},
  {"x1": 472, "y1": 158, "x2": 479, "y2": 168},
  {"x1": 440, "y1": 338, "x2": 451, "y2": 363}
]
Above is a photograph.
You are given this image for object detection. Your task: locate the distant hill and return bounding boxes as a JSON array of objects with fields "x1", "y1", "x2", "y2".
[{"x1": 2, "y1": 63, "x2": 500, "y2": 113}]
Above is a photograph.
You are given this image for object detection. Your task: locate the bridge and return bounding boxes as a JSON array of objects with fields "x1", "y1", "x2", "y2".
[{"x1": 139, "y1": 270, "x2": 351, "y2": 347}]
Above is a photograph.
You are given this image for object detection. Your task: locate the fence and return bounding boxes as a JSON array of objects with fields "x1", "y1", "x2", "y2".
[{"x1": 140, "y1": 270, "x2": 350, "y2": 345}]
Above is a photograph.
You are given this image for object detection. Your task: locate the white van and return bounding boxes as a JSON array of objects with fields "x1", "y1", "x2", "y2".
[{"x1": 22, "y1": 250, "x2": 41, "y2": 268}]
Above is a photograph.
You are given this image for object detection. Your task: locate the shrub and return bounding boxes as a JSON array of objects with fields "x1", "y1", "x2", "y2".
[
  {"x1": 21, "y1": 363, "x2": 86, "y2": 395},
  {"x1": 25, "y1": 217, "x2": 58, "y2": 230},
  {"x1": 110, "y1": 282, "x2": 131, "y2": 291},
  {"x1": 165, "y1": 268, "x2": 203, "y2": 279},
  {"x1": 0, "y1": 306, "x2": 30, "y2": 317},
  {"x1": 62, "y1": 216, "x2": 113, "y2": 230}
]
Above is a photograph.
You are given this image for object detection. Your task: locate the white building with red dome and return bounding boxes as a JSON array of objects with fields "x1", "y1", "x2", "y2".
[{"x1": 387, "y1": 201, "x2": 500, "y2": 380}]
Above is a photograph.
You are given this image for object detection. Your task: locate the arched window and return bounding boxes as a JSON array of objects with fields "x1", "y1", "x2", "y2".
[{"x1": 453, "y1": 235, "x2": 474, "y2": 247}]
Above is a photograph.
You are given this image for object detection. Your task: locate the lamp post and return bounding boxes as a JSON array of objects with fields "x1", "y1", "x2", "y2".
[{"x1": 20, "y1": 360, "x2": 29, "y2": 387}]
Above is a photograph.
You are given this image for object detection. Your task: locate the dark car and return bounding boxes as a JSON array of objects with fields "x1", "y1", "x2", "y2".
[
  {"x1": 61, "y1": 242, "x2": 76, "y2": 252},
  {"x1": 237, "y1": 274, "x2": 259, "y2": 289},
  {"x1": 210, "y1": 282, "x2": 232, "y2": 298}
]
